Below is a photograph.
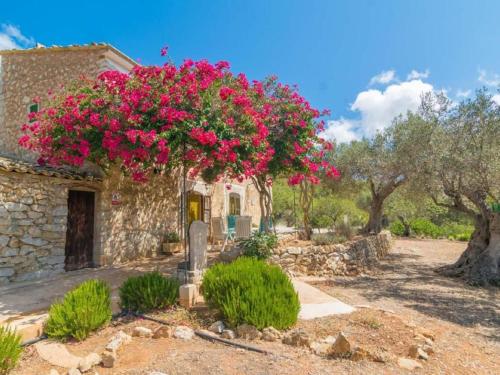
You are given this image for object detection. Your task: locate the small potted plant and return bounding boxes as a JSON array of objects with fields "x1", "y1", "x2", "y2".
[{"x1": 162, "y1": 231, "x2": 182, "y2": 255}]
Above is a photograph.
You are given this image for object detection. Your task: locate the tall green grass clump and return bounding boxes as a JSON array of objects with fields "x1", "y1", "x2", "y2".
[
  {"x1": 44, "y1": 279, "x2": 112, "y2": 341},
  {"x1": 119, "y1": 271, "x2": 179, "y2": 313},
  {"x1": 202, "y1": 257, "x2": 300, "y2": 330},
  {"x1": 0, "y1": 327, "x2": 22, "y2": 375}
]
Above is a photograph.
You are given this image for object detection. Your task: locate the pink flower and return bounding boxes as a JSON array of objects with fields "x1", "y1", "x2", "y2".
[{"x1": 160, "y1": 46, "x2": 168, "y2": 56}]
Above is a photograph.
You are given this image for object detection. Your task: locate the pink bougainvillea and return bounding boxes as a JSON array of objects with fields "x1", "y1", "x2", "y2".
[{"x1": 19, "y1": 49, "x2": 338, "y2": 191}]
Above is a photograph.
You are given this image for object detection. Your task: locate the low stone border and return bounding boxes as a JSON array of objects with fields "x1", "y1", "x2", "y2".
[{"x1": 269, "y1": 231, "x2": 392, "y2": 276}]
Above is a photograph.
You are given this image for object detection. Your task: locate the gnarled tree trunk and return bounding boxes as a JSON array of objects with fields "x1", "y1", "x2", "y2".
[
  {"x1": 362, "y1": 196, "x2": 384, "y2": 234},
  {"x1": 439, "y1": 212, "x2": 500, "y2": 286}
]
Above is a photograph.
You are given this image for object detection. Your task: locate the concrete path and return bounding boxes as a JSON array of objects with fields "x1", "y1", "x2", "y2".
[{"x1": 292, "y1": 279, "x2": 355, "y2": 319}]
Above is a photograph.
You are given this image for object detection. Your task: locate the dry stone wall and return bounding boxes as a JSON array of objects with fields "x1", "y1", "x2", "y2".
[
  {"x1": 270, "y1": 232, "x2": 392, "y2": 277},
  {"x1": 0, "y1": 171, "x2": 72, "y2": 284}
]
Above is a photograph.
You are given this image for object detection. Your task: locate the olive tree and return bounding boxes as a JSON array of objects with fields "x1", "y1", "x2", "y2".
[
  {"x1": 335, "y1": 113, "x2": 433, "y2": 234},
  {"x1": 419, "y1": 90, "x2": 500, "y2": 285}
]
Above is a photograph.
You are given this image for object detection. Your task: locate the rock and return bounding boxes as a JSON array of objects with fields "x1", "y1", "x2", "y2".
[
  {"x1": 173, "y1": 326, "x2": 194, "y2": 340},
  {"x1": 330, "y1": 332, "x2": 351, "y2": 357},
  {"x1": 262, "y1": 327, "x2": 281, "y2": 342},
  {"x1": 221, "y1": 329, "x2": 236, "y2": 339},
  {"x1": 132, "y1": 326, "x2": 153, "y2": 338},
  {"x1": 236, "y1": 324, "x2": 262, "y2": 340},
  {"x1": 418, "y1": 329, "x2": 435, "y2": 341},
  {"x1": 310, "y1": 341, "x2": 331, "y2": 356},
  {"x1": 101, "y1": 350, "x2": 117, "y2": 368},
  {"x1": 422, "y1": 344, "x2": 435, "y2": 355},
  {"x1": 153, "y1": 326, "x2": 173, "y2": 339},
  {"x1": 35, "y1": 341, "x2": 82, "y2": 369},
  {"x1": 282, "y1": 329, "x2": 311, "y2": 348},
  {"x1": 78, "y1": 352, "x2": 101, "y2": 372},
  {"x1": 149, "y1": 372, "x2": 168, "y2": 375},
  {"x1": 208, "y1": 321, "x2": 225, "y2": 334},
  {"x1": 398, "y1": 357, "x2": 423, "y2": 370},
  {"x1": 105, "y1": 331, "x2": 132, "y2": 352},
  {"x1": 409, "y1": 344, "x2": 429, "y2": 360},
  {"x1": 350, "y1": 347, "x2": 373, "y2": 361},
  {"x1": 67, "y1": 369, "x2": 82, "y2": 375},
  {"x1": 49, "y1": 370, "x2": 60, "y2": 375}
]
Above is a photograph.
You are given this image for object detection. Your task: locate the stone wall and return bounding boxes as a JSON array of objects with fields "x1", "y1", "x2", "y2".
[
  {"x1": 0, "y1": 171, "x2": 74, "y2": 284},
  {"x1": 98, "y1": 169, "x2": 180, "y2": 264},
  {"x1": 269, "y1": 232, "x2": 392, "y2": 277}
]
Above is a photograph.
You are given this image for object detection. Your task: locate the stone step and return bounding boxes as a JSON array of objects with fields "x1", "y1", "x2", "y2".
[{"x1": 1, "y1": 312, "x2": 47, "y2": 342}]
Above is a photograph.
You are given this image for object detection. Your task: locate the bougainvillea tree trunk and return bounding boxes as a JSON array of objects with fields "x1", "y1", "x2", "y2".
[
  {"x1": 299, "y1": 179, "x2": 313, "y2": 240},
  {"x1": 252, "y1": 175, "x2": 273, "y2": 232},
  {"x1": 439, "y1": 212, "x2": 500, "y2": 286}
]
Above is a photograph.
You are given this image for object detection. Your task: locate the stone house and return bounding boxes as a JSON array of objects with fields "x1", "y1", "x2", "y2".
[{"x1": 0, "y1": 44, "x2": 261, "y2": 284}]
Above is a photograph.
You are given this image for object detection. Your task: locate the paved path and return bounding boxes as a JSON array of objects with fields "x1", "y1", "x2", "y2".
[{"x1": 292, "y1": 279, "x2": 354, "y2": 319}]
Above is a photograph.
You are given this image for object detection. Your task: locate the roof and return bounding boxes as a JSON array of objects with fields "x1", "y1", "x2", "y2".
[
  {"x1": 0, "y1": 156, "x2": 102, "y2": 182},
  {"x1": 0, "y1": 42, "x2": 137, "y2": 67}
]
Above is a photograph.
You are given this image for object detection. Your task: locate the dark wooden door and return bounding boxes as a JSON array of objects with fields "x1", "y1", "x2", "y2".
[{"x1": 65, "y1": 190, "x2": 95, "y2": 271}]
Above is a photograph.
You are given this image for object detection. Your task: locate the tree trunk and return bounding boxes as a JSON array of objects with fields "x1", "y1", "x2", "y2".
[
  {"x1": 299, "y1": 180, "x2": 313, "y2": 240},
  {"x1": 252, "y1": 175, "x2": 273, "y2": 233},
  {"x1": 362, "y1": 197, "x2": 384, "y2": 234},
  {"x1": 439, "y1": 212, "x2": 500, "y2": 286}
]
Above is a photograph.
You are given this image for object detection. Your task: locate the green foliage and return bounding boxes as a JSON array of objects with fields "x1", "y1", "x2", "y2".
[
  {"x1": 389, "y1": 218, "x2": 473, "y2": 241},
  {"x1": 312, "y1": 233, "x2": 347, "y2": 245},
  {"x1": 0, "y1": 327, "x2": 22, "y2": 375},
  {"x1": 119, "y1": 272, "x2": 179, "y2": 313},
  {"x1": 165, "y1": 231, "x2": 180, "y2": 243},
  {"x1": 44, "y1": 279, "x2": 112, "y2": 341},
  {"x1": 409, "y1": 218, "x2": 443, "y2": 238},
  {"x1": 239, "y1": 232, "x2": 278, "y2": 260},
  {"x1": 389, "y1": 221, "x2": 405, "y2": 236},
  {"x1": 202, "y1": 257, "x2": 300, "y2": 329}
]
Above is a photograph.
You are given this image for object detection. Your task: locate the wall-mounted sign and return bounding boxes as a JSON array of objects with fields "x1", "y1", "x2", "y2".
[{"x1": 111, "y1": 192, "x2": 121, "y2": 205}]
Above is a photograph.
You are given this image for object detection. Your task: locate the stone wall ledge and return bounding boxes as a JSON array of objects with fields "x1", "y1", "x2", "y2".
[{"x1": 270, "y1": 231, "x2": 392, "y2": 277}]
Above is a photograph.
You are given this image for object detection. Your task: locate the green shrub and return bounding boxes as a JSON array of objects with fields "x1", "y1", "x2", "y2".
[
  {"x1": 389, "y1": 221, "x2": 405, "y2": 236},
  {"x1": 44, "y1": 279, "x2": 111, "y2": 341},
  {"x1": 119, "y1": 271, "x2": 179, "y2": 313},
  {"x1": 202, "y1": 257, "x2": 300, "y2": 329},
  {"x1": 409, "y1": 218, "x2": 443, "y2": 238},
  {"x1": 0, "y1": 326, "x2": 22, "y2": 375},
  {"x1": 312, "y1": 233, "x2": 347, "y2": 245},
  {"x1": 239, "y1": 232, "x2": 278, "y2": 260}
]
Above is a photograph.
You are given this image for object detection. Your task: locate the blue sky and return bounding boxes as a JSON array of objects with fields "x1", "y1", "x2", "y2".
[{"x1": 2, "y1": 0, "x2": 499, "y2": 142}]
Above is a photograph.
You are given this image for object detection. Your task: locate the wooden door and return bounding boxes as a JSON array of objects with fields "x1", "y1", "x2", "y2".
[{"x1": 65, "y1": 190, "x2": 95, "y2": 271}]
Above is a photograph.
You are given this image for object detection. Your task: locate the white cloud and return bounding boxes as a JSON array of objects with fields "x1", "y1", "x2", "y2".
[
  {"x1": 369, "y1": 70, "x2": 397, "y2": 85},
  {"x1": 0, "y1": 24, "x2": 34, "y2": 50},
  {"x1": 350, "y1": 79, "x2": 434, "y2": 136},
  {"x1": 492, "y1": 94, "x2": 500, "y2": 105},
  {"x1": 478, "y1": 69, "x2": 500, "y2": 87},
  {"x1": 323, "y1": 73, "x2": 435, "y2": 143},
  {"x1": 320, "y1": 119, "x2": 359, "y2": 144},
  {"x1": 407, "y1": 69, "x2": 430, "y2": 80},
  {"x1": 456, "y1": 89, "x2": 471, "y2": 98}
]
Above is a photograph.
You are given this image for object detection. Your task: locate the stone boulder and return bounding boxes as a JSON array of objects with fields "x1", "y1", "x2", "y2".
[
  {"x1": 208, "y1": 321, "x2": 225, "y2": 334},
  {"x1": 173, "y1": 326, "x2": 195, "y2": 340},
  {"x1": 282, "y1": 329, "x2": 311, "y2": 348},
  {"x1": 132, "y1": 326, "x2": 153, "y2": 338},
  {"x1": 236, "y1": 324, "x2": 262, "y2": 340},
  {"x1": 261, "y1": 327, "x2": 281, "y2": 342},
  {"x1": 153, "y1": 326, "x2": 173, "y2": 339},
  {"x1": 78, "y1": 352, "x2": 101, "y2": 372}
]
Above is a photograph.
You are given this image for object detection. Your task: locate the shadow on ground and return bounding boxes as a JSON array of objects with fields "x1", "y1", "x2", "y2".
[{"x1": 318, "y1": 250, "x2": 500, "y2": 341}]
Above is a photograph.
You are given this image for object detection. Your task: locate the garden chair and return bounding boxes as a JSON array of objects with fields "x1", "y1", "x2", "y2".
[
  {"x1": 211, "y1": 217, "x2": 229, "y2": 252},
  {"x1": 227, "y1": 215, "x2": 237, "y2": 238},
  {"x1": 234, "y1": 216, "x2": 252, "y2": 241}
]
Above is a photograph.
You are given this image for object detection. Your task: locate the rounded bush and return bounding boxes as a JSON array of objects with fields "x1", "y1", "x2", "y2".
[
  {"x1": 44, "y1": 279, "x2": 112, "y2": 341},
  {"x1": 240, "y1": 232, "x2": 278, "y2": 260},
  {"x1": 202, "y1": 257, "x2": 300, "y2": 330},
  {"x1": 119, "y1": 271, "x2": 179, "y2": 313},
  {"x1": 0, "y1": 326, "x2": 22, "y2": 375}
]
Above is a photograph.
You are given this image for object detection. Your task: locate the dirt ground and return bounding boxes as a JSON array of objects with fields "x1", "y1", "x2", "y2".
[{"x1": 12, "y1": 238, "x2": 500, "y2": 375}]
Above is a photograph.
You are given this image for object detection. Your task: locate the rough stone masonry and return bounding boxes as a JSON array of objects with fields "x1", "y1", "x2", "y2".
[{"x1": 270, "y1": 232, "x2": 392, "y2": 277}]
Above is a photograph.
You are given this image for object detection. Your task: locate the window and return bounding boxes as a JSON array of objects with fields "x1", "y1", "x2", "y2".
[
  {"x1": 28, "y1": 103, "x2": 39, "y2": 122},
  {"x1": 229, "y1": 193, "x2": 241, "y2": 216}
]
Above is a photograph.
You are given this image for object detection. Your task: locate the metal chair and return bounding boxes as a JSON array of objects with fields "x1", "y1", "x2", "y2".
[{"x1": 211, "y1": 217, "x2": 229, "y2": 252}]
